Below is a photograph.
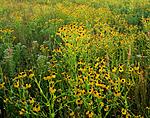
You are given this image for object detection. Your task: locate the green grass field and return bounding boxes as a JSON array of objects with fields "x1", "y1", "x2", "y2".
[{"x1": 0, "y1": 0, "x2": 150, "y2": 117}]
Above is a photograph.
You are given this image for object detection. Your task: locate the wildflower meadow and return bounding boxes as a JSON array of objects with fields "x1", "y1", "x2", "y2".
[{"x1": 0, "y1": 0, "x2": 150, "y2": 118}]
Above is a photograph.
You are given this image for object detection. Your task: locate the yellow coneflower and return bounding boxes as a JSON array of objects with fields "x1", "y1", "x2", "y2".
[
  {"x1": 88, "y1": 100, "x2": 93, "y2": 106},
  {"x1": 21, "y1": 99, "x2": 26, "y2": 105},
  {"x1": 126, "y1": 113, "x2": 131, "y2": 118},
  {"x1": 18, "y1": 72, "x2": 27, "y2": 79},
  {"x1": 76, "y1": 98, "x2": 83, "y2": 105},
  {"x1": 89, "y1": 79, "x2": 95, "y2": 86},
  {"x1": 69, "y1": 111, "x2": 75, "y2": 116},
  {"x1": 28, "y1": 69, "x2": 34, "y2": 79},
  {"x1": 104, "y1": 73, "x2": 110, "y2": 80},
  {"x1": 88, "y1": 87, "x2": 94, "y2": 94},
  {"x1": 121, "y1": 108, "x2": 127, "y2": 115},
  {"x1": 114, "y1": 91, "x2": 121, "y2": 97},
  {"x1": 108, "y1": 78, "x2": 114, "y2": 84},
  {"x1": 3, "y1": 98, "x2": 9, "y2": 103},
  {"x1": 134, "y1": 66, "x2": 139, "y2": 71},
  {"x1": 29, "y1": 97, "x2": 35, "y2": 104},
  {"x1": 100, "y1": 102, "x2": 104, "y2": 107},
  {"x1": 13, "y1": 81, "x2": 19, "y2": 88},
  {"x1": 112, "y1": 67, "x2": 117, "y2": 73},
  {"x1": 19, "y1": 108, "x2": 25, "y2": 115},
  {"x1": 0, "y1": 82, "x2": 5, "y2": 89},
  {"x1": 33, "y1": 104, "x2": 40, "y2": 112},
  {"x1": 94, "y1": 62, "x2": 99, "y2": 68},
  {"x1": 99, "y1": 66, "x2": 105, "y2": 73},
  {"x1": 121, "y1": 78, "x2": 126, "y2": 84},
  {"x1": 22, "y1": 72, "x2": 27, "y2": 78},
  {"x1": 25, "y1": 83, "x2": 31, "y2": 89},
  {"x1": 83, "y1": 76, "x2": 88, "y2": 81},
  {"x1": 104, "y1": 105, "x2": 109, "y2": 111},
  {"x1": 100, "y1": 59, "x2": 106, "y2": 65},
  {"x1": 81, "y1": 89, "x2": 86, "y2": 94},
  {"x1": 119, "y1": 65, "x2": 124, "y2": 72},
  {"x1": 49, "y1": 87, "x2": 56, "y2": 94},
  {"x1": 86, "y1": 111, "x2": 94, "y2": 118},
  {"x1": 93, "y1": 90, "x2": 100, "y2": 98},
  {"x1": 75, "y1": 89, "x2": 82, "y2": 96},
  {"x1": 129, "y1": 67, "x2": 134, "y2": 72},
  {"x1": 56, "y1": 98, "x2": 61, "y2": 103}
]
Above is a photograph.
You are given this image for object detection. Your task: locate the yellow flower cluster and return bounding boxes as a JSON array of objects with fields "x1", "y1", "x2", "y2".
[{"x1": 56, "y1": 22, "x2": 90, "y2": 44}]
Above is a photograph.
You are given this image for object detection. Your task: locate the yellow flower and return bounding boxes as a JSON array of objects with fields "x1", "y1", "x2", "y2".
[
  {"x1": 49, "y1": 87, "x2": 56, "y2": 94},
  {"x1": 33, "y1": 104, "x2": 40, "y2": 112},
  {"x1": 75, "y1": 89, "x2": 82, "y2": 96},
  {"x1": 104, "y1": 105, "x2": 109, "y2": 111},
  {"x1": 114, "y1": 91, "x2": 121, "y2": 97},
  {"x1": 69, "y1": 111, "x2": 75, "y2": 116},
  {"x1": 104, "y1": 73, "x2": 110, "y2": 80},
  {"x1": 19, "y1": 108, "x2": 25, "y2": 115},
  {"x1": 25, "y1": 83, "x2": 31, "y2": 89},
  {"x1": 28, "y1": 69, "x2": 34, "y2": 79},
  {"x1": 3, "y1": 98, "x2": 9, "y2": 103},
  {"x1": 121, "y1": 79, "x2": 126, "y2": 84},
  {"x1": 43, "y1": 75, "x2": 56, "y2": 80},
  {"x1": 21, "y1": 99, "x2": 26, "y2": 105},
  {"x1": 100, "y1": 102, "x2": 104, "y2": 107},
  {"x1": 129, "y1": 67, "x2": 133, "y2": 72},
  {"x1": 76, "y1": 98, "x2": 83, "y2": 105},
  {"x1": 29, "y1": 97, "x2": 35, "y2": 104},
  {"x1": 119, "y1": 65, "x2": 124, "y2": 72},
  {"x1": 18, "y1": 72, "x2": 27, "y2": 78},
  {"x1": 134, "y1": 66, "x2": 139, "y2": 71},
  {"x1": 121, "y1": 108, "x2": 127, "y2": 115},
  {"x1": 86, "y1": 111, "x2": 94, "y2": 118},
  {"x1": 88, "y1": 87, "x2": 94, "y2": 94},
  {"x1": 88, "y1": 100, "x2": 93, "y2": 106},
  {"x1": 126, "y1": 113, "x2": 131, "y2": 118},
  {"x1": 112, "y1": 67, "x2": 117, "y2": 73},
  {"x1": 13, "y1": 81, "x2": 19, "y2": 88},
  {"x1": 0, "y1": 82, "x2": 5, "y2": 89}
]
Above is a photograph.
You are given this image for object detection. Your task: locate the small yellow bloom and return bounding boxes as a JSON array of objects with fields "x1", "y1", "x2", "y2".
[
  {"x1": 18, "y1": 72, "x2": 27, "y2": 78},
  {"x1": 88, "y1": 100, "x2": 93, "y2": 106},
  {"x1": 25, "y1": 83, "x2": 31, "y2": 89},
  {"x1": 21, "y1": 99, "x2": 26, "y2": 105},
  {"x1": 121, "y1": 108, "x2": 127, "y2": 115},
  {"x1": 134, "y1": 66, "x2": 139, "y2": 71},
  {"x1": 104, "y1": 105, "x2": 109, "y2": 111},
  {"x1": 100, "y1": 102, "x2": 104, "y2": 107},
  {"x1": 69, "y1": 111, "x2": 75, "y2": 116},
  {"x1": 114, "y1": 91, "x2": 121, "y2": 97},
  {"x1": 49, "y1": 87, "x2": 56, "y2": 94},
  {"x1": 43, "y1": 75, "x2": 56, "y2": 80},
  {"x1": 112, "y1": 67, "x2": 117, "y2": 73},
  {"x1": 3, "y1": 98, "x2": 9, "y2": 103},
  {"x1": 88, "y1": 87, "x2": 94, "y2": 94},
  {"x1": 33, "y1": 104, "x2": 40, "y2": 112},
  {"x1": 29, "y1": 97, "x2": 35, "y2": 104},
  {"x1": 13, "y1": 81, "x2": 19, "y2": 88},
  {"x1": 104, "y1": 73, "x2": 110, "y2": 80},
  {"x1": 86, "y1": 111, "x2": 94, "y2": 118},
  {"x1": 76, "y1": 98, "x2": 83, "y2": 105},
  {"x1": 121, "y1": 79, "x2": 126, "y2": 84},
  {"x1": 0, "y1": 82, "x2": 5, "y2": 89},
  {"x1": 19, "y1": 108, "x2": 25, "y2": 115},
  {"x1": 28, "y1": 69, "x2": 34, "y2": 79},
  {"x1": 129, "y1": 67, "x2": 133, "y2": 72},
  {"x1": 119, "y1": 65, "x2": 124, "y2": 72}
]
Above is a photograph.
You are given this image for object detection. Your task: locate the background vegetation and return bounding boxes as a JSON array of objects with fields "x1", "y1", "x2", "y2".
[{"x1": 0, "y1": 0, "x2": 150, "y2": 117}]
